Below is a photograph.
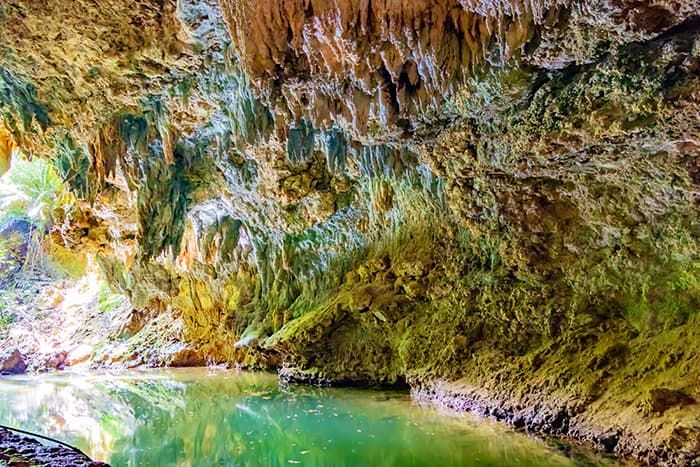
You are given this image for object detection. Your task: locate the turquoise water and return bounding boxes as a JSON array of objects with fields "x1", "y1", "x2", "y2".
[{"x1": 0, "y1": 369, "x2": 609, "y2": 466}]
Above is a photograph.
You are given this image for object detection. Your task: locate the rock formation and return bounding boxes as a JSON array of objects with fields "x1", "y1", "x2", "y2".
[
  {"x1": 0, "y1": 348, "x2": 26, "y2": 375},
  {"x1": 0, "y1": 0, "x2": 698, "y2": 463}
]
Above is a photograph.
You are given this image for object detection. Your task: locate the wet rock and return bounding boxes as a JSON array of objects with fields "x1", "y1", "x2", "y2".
[
  {"x1": 0, "y1": 427, "x2": 109, "y2": 466},
  {"x1": 68, "y1": 344, "x2": 94, "y2": 367},
  {"x1": 412, "y1": 376, "x2": 700, "y2": 465},
  {"x1": 278, "y1": 366, "x2": 333, "y2": 387},
  {"x1": 169, "y1": 347, "x2": 207, "y2": 367},
  {"x1": 35, "y1": 351, "x2": 70, "y2": 372},
  {"x1": 121, "y1": 310, "x2": 148, "y2": 337},
  {"x1": 222, "y1": 0, "x2": 700, "y2": 137},
  {"x1": 0, "y1": 349, "x2": 27, "y2": 375},
  {"x1": 597, "y1": 430, "x2": 621, "y2": 453}
]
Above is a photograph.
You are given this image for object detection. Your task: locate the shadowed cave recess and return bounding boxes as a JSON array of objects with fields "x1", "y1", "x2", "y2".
[{"x1": 0, "y1": 0, "x2": 698, "y2": 464}]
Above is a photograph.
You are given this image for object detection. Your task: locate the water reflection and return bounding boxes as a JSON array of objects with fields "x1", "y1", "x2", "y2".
[{"x1": 0, "y1": 369, "x2": 604, "y2": 466}]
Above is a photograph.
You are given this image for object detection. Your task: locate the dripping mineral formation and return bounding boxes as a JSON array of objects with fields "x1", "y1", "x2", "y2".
[{"x1": 0, "y1": 0, "x2": 698, "y2": 464}]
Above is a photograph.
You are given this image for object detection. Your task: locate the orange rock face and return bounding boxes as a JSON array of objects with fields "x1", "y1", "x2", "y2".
[
  {"x1": 0, "y1": 128, "x2": 15, "y2": 175},
  {"x1": 222, "y1": 0, "x2": 538, "y2": 134},
  {"x1": 221, "y1": 0, "x2": 698, "y2": 138}
]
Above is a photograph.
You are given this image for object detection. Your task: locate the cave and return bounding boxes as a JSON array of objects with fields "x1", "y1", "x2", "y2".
[{"x1": 0, "y1": 1, "x2": 698, "y2": 465}]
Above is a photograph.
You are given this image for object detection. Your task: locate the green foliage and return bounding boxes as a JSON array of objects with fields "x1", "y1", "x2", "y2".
[
  {"x1": 0, "y1": 304, "x2": 16, "y2": 338},
  {"x1": 0, "y1": 153, "x2": 69, "y2": 230},
  {"x1": 52, "y1": 135, "x2": 93, "y2": 200},
  {"x1": 0, "y1": 152, "x2": 82, "y2": 285},
  {"x1": 136, "y1": 141, "x2": 204, "y2": 261},
  {"x1": 0, "y1": 232, "x2": 23, "y2": 285},
  {"x1": 96, "y1": 283, "x2": 125, "y2": 314}
]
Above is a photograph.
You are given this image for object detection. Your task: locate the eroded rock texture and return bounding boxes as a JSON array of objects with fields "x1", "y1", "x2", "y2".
[
  {"x1": 0, "y1": 0, "x2": 698, "y2": 463},
  {"x1": 223, "y1": 0, "x2": 699, "y2": 138}
]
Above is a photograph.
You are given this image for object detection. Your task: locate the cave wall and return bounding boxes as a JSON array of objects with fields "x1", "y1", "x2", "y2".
[
  {"x1": 0, "y1": 1, "x2": 699, "y2": 461},
  {"x1": 222, "y1": 0, "x2": 699, "y2": 136}
]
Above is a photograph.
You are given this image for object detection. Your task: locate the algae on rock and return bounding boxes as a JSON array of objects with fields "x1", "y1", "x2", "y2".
[{"x1": 0, "y1": 0, "x2": 698, "y2": 463}]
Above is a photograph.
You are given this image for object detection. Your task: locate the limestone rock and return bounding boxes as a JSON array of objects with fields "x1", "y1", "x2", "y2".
[
  {"x1": 168, "y1": 347, "x2": 207, "y2": 367},
  {"x1": 33, "y1": 351, "x2": 69, "y2": 372},
  {"x1": 0, "y1": 1, "x2": 699, "y2": 463},
  {"x1": 67, "y1": 344, "x2": 94, "y2": 367},
  {"x1": 0, "y1": 349, "x2": 27, "y2": 375}
]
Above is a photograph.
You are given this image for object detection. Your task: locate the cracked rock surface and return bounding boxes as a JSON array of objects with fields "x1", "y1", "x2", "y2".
[{"x1": 0, "y1": 1, "x2": 698, "y2": 464}]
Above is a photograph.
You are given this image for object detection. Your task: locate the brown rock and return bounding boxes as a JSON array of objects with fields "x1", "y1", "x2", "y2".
[
  {"x1": 221, "y1": 0, "x2": 699, "y2": 137},
  {"x1": 68, "y1": 344, "x2": 93, "y2": 366},
  {"x1": 169, "y1": 347, "x2": 207, "y2": 367},
  {"x1": 0, "y1": 349, "x2": 27, "y2": 375},
  {"x1": 30, "y1": 351, "x2": 70, "y2": 372},
  {"x1": 0, "y1": 427, "x2": 109, "y2": 466},
  {"x1": 122, "y1": 310, "x2": 147, "y2": 337},
  {"x1": 648, "y1": 388, "x2": 695, "y2": 414}
]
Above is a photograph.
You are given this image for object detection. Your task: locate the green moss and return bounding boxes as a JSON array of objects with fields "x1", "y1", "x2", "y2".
[
  {"x1": 0, "y1": 67, "x2": 50, "y2": 136},
  {"x1": 52, "y1": 135, "x2": 93, "y2": 200},
  {"x1": 257, "y1": 146, "x2": 698, "y2": 381},
  {"x1": 286, "y1": 119, "x2": 315, "y2": 165},
  {"x1": 136, "y1": 144, "x2": 194, "y2": 261},
  {"x1": 95, "y1": 283, "x2": 126, "y2": 314}
]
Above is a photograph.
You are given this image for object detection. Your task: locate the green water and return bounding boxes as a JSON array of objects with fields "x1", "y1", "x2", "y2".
[{"x1": 0, "y1": 369, "x2": 609, "y2": 466}]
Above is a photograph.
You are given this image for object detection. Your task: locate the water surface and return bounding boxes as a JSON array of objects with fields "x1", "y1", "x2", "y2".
[{"x1": 0, "y1": 369, "x2": 607, "y2": 466}]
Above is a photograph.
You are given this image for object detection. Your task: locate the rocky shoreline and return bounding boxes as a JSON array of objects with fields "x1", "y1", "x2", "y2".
[
  {"x1": 412, "y1": 380, "x2": 699, "y2": 466},
  {"x1": 0, "y1": 1, "x2": 698, "y2": 465},
  {"x1": 273, "y1": 315, "x2": 700, "y2": 466},
  {"x1": 0, "y1": 427, "x2": 108, "y2": 467},
  {"x1": 279, "y1": 367, "x2": 698, "y2": 465},
  {"x1": 1, "y1": 355, "x2": 697, "y2": 465}
]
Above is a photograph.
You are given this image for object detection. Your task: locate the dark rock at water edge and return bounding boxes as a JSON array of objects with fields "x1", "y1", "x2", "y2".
[
  {"x1": 0, "y1": 349, "x2": 27, "y2": 375},
  {"x1": 0, "y1": 427, "x2": 109, "y2": 467}
]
